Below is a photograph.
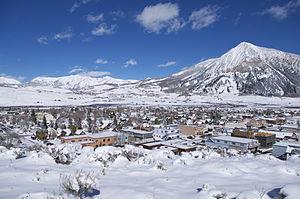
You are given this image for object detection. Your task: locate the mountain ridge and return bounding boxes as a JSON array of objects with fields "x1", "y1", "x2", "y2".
[{"x1": 1, "y1": 42, "x2": 300, "y2": 97}]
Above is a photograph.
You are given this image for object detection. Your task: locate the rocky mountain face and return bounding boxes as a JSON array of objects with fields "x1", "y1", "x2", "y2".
[{"x1": 155, "y1": 42, "x2": 300, "y2": 97}]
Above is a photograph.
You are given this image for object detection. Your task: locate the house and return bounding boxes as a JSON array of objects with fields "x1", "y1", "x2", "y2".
[
  {"x1": 259, "y1": 129, "x2": 297, "y2": 141},
  {"x1": 178, "y1": 125, "x2": 205, "y2": 137},
  {"x1": 206, "y1": 136, "x2": 259, "y2": 151},
  {"x1": 254, "y1": 132, "x2": 276, "y2": 148},
  {"x1": 272, "y1": 142, "x2": 300, "y2": 160},
  {"x1": 262, "y1": 117, "x2": 286, "y2": 125},
  {"x1": 61, "y1": 131, "x2": 117, "y2": 148},
  {"x1": 140, "y1": 139, "x2": 198, "y2": 154},
  {"x1": 231, "y1": 128, "x2": 256, "y2": 139}
]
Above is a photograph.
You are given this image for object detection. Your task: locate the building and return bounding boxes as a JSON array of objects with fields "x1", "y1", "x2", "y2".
[
  {"x1": 61, "y1": 131, "x2": 117, "y2": 148},
  {"x1": 178, "y1": 125, "x2": 205, "y2": 136},
  {"x1": 254, "y1": 132, "x2": 276, "y2": 148},
  {"x1": 272, "y1": 142, "x2": 300, "y2": 160},
  {"x1": 140, "y1": 139, "x2": 198, "y2": 154},
  {"x1": 122, "y1": 127, "x2": 153, "y2": 143},
  {"x1": 259, "y1": 129, "x2": 297, "y2": 141},
  {"x1": 152, "y1": 125, "x2": 180, "y2": 141},
  {"x1": 206, "y1": 136, "x2": 259, "y2": 151},
  {"x1": 231, "y1": 128, "x2": 255, "y2": 139}
]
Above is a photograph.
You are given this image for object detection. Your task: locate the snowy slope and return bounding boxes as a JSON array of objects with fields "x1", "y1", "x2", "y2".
[
  {"x1": 30, "y1": 75, "x2": 138, "y2": 91},
  {"x1": 158, "y1": 42, "x2": 300, "y2": 96},
  {"x1": 0, "y1": 76, "x2": 21, "y2": 86},
  {"x1": 0, "y1": 145, "x2": 300, "y2": 198}
]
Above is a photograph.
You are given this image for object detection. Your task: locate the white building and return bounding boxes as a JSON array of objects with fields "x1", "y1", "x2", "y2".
[
  {"x1": 152, "y1": 125, "x2": 180, "y2": 141},
  {"x1": 206, "y1": 136, "x2": 259, "y2": 151}
]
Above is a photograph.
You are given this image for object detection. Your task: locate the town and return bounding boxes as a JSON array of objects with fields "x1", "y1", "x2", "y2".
[{"x1": 1, "y1": 105, "x2": 299, "y2": 160}]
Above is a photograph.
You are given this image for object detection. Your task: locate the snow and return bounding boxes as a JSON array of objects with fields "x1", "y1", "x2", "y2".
[
  {"x1": 0, "y1": 76, "x2": 21, "y2": 85},
  {"x1": 30, "y1": 75, "x2": 138, "y2": 90},
  {"x1": 0, "y1": 143, "x2": 300, "y2": 198},
  {"x1": 279, "y1": 183, "x2": 300, "y2": 199},
  {"x1": 1, "y1": 83, "x2": 300, "y2": 107}
]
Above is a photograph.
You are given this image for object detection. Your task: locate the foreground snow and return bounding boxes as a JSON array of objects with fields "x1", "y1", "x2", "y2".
[{"x1": 0, "y1": 144, "x2": 299, "y2": 199}]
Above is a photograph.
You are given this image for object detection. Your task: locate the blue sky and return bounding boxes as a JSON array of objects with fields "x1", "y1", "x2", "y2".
[{"x1": 0, "y1": 0, "x2": 300, "y2": 81}]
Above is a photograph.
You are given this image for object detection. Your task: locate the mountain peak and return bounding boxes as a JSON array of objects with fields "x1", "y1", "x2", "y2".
[{"x1": 236, "y1": 41, "x2": 256, "y2": 48}]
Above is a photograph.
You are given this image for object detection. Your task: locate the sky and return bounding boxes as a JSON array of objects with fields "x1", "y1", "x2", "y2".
[{"x1": 0, "y1": 0, "x2": 300, "y2": 81}]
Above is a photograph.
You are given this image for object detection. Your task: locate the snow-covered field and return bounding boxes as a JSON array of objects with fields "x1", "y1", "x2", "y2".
[
  {"x1": 0, "y1": 144, "x2": 299, "y2": 199},
  {"x1": 1, "y1": 85, "x2": 300, "y2": 107}
]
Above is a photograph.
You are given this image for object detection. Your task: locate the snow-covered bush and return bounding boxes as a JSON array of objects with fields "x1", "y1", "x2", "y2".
[
  {"x1": 197, "y1": 184, "x2": 229, "y2": 199},
  {"x1": 46, "y1": 143, "x2": 81, "y2": 164},
  {"x1": 155, "y1": 161, "x2": 167, "y2": 171},
  {"x1": 60, "y1": 170, "x2": 99, "y2": 198}
]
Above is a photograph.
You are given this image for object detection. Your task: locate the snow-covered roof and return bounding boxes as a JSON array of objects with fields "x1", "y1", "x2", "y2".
[
  {"x1": 211, "y1": 136, "x2": 255, "y2": 144},
  {"x1": 259, "y1": 129, "x2": 293, "y2": 139},
  {"x1": 273, "y1": 142, "x2": 300, "y2": 148},
  {"x1": 122, "y1": 128, "x2": 152, "y2": 135},
  {"x1": 61, "y1": 131, "x2": 117, "y2": 140}
]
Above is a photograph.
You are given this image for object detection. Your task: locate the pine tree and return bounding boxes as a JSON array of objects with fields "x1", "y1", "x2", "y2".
[
  {"x1": 30, "y1": 109, "x2": 37, "y2": 125},
  {"x1": 42, "y1": 115, "x2": 47, "y2": 129}
]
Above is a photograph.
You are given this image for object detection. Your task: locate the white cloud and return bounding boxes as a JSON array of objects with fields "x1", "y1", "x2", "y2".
[
  {"x1": 262, "y1": 0, "x2": 300, "y2": 20},
  {"x1": 69, "y1": 0, "x2": 92, "y2": 13},
  {"x1": 111, "y1": 10, "x2": 125, "y2": 20},
  {"x1": 86, "y1": 13, "x2": 104, "y2": 23},
  {"x1": 157, "y1": 61, "x2": 176, "y2": 67},
  {"x1": 78, "y1": 71, "x2": 111, "y2": 77},
  {"x1": 37, "y1": 35, "x2": 48, "y2": 45},
  {"x1": 53, "y1": 28, "x2": 73, "y2": 41},
  {"x1": 91, "y1": 23, "x2": 117, "y2": 36},
  {"x1": 189, "y1": 5, "x2": 220, "y2": 30},
  {"x1": 68, "y1": 66, "x2": 110, "y2": 77},
  {"x1": 136, "y1": 3, "x2": 185, "y2": 34},
  {"x1": 124, "y1": 59, "x2": 137, "y2": 68},
  {"x1": 69, "y1": 66, "x2": 84, "y2": 74},
  {"x1": 233, "y1": 12, "x2": 242, "y2": 25},
  {"x1": 95, "y1": 58, "x2": 108, "y2": 64},
  {"x1": 0, "y1": 73, "x2": 25, "y2": 82}
]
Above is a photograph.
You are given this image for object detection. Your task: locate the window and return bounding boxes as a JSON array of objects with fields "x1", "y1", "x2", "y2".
[
  {"x1": 103, "y1": 139, "x2": 106, "y2": 142},
  {"x1": 108, "y1": 138, "x2": 110, "y2": 141}
]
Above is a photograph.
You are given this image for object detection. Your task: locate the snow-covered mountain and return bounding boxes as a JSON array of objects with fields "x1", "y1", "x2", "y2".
[
  {"x1": 29, "y1": 75, "x2": 138, "y2": 91},
  {"x1": 156, "y1": 42, "x2": 300, "y2": 97},
  {"x1": 0, "y1": 76, "x2": 21, "y2": 86},
  {"x1": 1, "y1": 42, "x2": 299, "y2": 107}
]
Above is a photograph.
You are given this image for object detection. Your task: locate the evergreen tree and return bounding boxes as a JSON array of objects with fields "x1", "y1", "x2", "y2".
[
  {"x1": 30, "y1": 109, "x2": 37, "y2": 125},
  {"x1": 54, "y1": 121, "x2": 58, "y2": 130},
  {"x1": 42, "y1": 115, "x2": 47, "y2": 129}
]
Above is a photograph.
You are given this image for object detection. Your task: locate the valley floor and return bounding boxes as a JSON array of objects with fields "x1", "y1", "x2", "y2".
[{"x1": 1, "y1": 86, "x2": 300, "y2": 108}]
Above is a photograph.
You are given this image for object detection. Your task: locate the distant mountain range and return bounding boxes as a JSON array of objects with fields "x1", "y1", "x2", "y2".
[{"x1": 1, "y1": 42, "x2": 300, "y2": 98}]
